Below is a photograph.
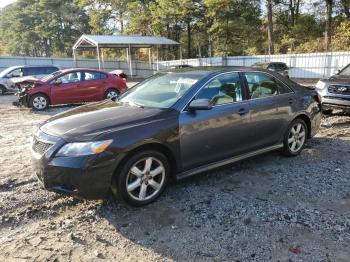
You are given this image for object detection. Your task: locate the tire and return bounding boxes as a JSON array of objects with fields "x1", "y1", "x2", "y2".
[
  {"x1": 113, "y1": 150, "x2": 170, "y2": 206},
  {"x1": 29, "y1": 94, "x2": 49, "y2": 111},
  {"x1": 282, "y1": 118, "x2": 307, "y2": 157},
  {"x1": 105, "y1": 89, "x2": 120, "y2": 100},
  {"x1": 0, "y1": 85, "x2": 5, "y2": 95}
]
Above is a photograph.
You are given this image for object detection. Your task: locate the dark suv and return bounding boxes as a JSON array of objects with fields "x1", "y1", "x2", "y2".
[{"x1": 252, "y1": 62, "x2": 290, "y2": 78}]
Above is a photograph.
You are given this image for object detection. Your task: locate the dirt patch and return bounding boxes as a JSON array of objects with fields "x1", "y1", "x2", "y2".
[{"x1": 0, "y1": 93, "x2": 349, "y2": 261}]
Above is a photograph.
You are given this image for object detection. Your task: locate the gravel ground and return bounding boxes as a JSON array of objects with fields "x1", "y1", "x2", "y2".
[{"x1": 0, "y1": 90, "x2": 349, "y2": 261}]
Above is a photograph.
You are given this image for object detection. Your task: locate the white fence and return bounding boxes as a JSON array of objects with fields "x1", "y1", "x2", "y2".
[
  {"x1": 0, "y1": 56, "x2": 155, "y2": 78},
  {"x1": 1, "y1": 52, "x2": 350, "y2": 79},
  {"x1": 159, "y1": 52, "x2": 350, "y2": 79}
]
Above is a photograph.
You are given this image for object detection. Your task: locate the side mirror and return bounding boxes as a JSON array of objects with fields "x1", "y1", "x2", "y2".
[
  {"x1": 54, "y1": 79, "x2": 62, "y2": 85},
  {"x1": 187, "y1": 99, "x2": 212, "y2": 111},
  {"x1": 334, "y1": 69, "x2": 341, "y2": 75}
]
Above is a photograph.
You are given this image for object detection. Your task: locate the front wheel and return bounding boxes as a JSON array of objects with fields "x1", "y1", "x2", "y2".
[
  {"x1": 113, "y1": 150, "x2": 170, "y2": 206},
  {"x1": 282, "y1": 119, "x2": 307, "y2": 156},
  {"x1": 29, "y1": 94, "x2": 49, "y2": 110}
]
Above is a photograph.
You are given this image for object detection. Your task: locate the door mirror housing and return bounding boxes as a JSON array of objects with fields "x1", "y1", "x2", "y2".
[
  {"x1": 54, "y1": 79, "x2": 62, "y2": 85},
  {"x1": 188, "y1": 99, "x2": 213, "y2": 111},
  {"x1": 334, "y1": 69, "x2": 341, "y2": 75}
]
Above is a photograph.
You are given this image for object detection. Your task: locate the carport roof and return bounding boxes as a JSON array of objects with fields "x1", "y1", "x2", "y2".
[{"x1": 73, "y1": 34, "x2": 180, "y2": 49}]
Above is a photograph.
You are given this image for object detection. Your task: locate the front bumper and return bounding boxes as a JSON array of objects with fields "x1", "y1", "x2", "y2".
[
  {"x1": 31, "y1": 130, "x2": 117, "y2": 199},
  {"x1": 321, "y1": 96, "x2": 350, "y2": 110}
]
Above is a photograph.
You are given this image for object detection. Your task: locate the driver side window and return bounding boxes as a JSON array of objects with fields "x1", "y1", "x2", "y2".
[
  {"x1": 195, "y1": 72, "x2": 244, "y2": 106},
  {"x1": 6, "y1": 68, "x2": 22, "y2": 78},
  {"x1": 57, "y1": 72, "x2": 82, "y2": 84}
]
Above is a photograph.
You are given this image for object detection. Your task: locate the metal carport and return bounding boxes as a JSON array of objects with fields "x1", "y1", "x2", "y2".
[{"x1": 72, "y1": 34, "x2": 180, "y2": 78}]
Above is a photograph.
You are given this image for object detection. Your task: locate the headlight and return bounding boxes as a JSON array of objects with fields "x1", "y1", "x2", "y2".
[
  {"x1": 56, "y1": 139, "x2": 113, "y2": 157},
  {"x1": 315, "y1": 81, "x2": 326, "y2": 90}
]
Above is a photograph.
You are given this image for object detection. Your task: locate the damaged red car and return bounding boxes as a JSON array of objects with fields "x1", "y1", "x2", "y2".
[{"x1": 16, "y1": 68, "x2": 128, "y2": 110}]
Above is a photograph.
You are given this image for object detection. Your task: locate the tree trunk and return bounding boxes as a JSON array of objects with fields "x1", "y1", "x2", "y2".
[
  {"x1": 267, "y1": 0, "x2": 274, "y2": 55},
  {"x1": 120, "y1": 13, "x2": 124, "y2": 33},
  {"x1": 325, "y1": 0, "x2": 333, "y2": 51},
  {"x1": 187, "y1": 18, "x2": 191, "y2": 58},
  {"x1": 341, "y1": 0, "x2": 350, "y2": 18}
]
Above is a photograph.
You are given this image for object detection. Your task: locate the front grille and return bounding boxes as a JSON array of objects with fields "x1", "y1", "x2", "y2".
[
  {"x1": 328, "y1": 85, "x2": 350, "y2": 95},
  {"x1": 32, "y1": 138, "x2": 53, "y2": 155}
]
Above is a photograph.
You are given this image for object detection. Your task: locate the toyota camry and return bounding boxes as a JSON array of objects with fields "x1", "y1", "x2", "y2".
[{"x1": 31, "y1": 67, "x2": 321, "y2": 206}]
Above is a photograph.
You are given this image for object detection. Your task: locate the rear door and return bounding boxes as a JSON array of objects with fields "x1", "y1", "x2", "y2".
[
  {"x1": 243, "y1": 71, "x2": 295, "y2": 149},
  {"x1": 78, "y1": 71, "x2": 105, "y2": 101},
  {"x1": 179, "y1": 72, "x2": 252, "y2": 171}
]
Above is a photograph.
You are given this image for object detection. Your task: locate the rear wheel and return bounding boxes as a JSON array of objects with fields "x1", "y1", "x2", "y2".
[
  {"x1": 105, "y1": 89, "x2": 120, "y2": 100},
  {"x1": 29, "y1": 94, "x2": 49, "y2": 110},
  {"x1": 113, "y1": 150, "x2": 170, "y2": 206},
  {"x1": 0, "y1": 85, "x2": 5, "y2": 95},
  {"x1": 282, "y1": 118, "x2": 307, "y2": 156}
]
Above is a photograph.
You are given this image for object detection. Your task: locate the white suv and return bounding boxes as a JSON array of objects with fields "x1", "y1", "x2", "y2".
[{"x1": 0, "y1": 65, "x2": 60, "y2": 95}]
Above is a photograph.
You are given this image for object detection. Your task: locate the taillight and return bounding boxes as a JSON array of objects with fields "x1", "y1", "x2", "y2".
[{"x1": 313, "y1": 94, "x2": 321, "y2": 103}]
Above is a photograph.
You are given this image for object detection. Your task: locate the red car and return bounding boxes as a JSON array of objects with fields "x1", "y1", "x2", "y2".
[{"x1": 16, "y1": 68, "x2": 127, "y2": 110}]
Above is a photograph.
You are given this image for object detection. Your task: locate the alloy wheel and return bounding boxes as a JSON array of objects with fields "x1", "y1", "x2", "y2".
[
  {"x1": 106, "y1": 90, "x2": 119, "y2": 99},
  {"x1": 287, "y1": 123, "x2": 306, "y2": 153},
  {"x1": 126, "y1": 157, "x2": 165, "y2": 201},
  {"x1": 32, "y1": 96, "x2": 47, "y2": 110}
]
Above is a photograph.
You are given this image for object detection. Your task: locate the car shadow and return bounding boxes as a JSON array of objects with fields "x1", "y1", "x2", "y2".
[{"x1": 93, "y1": 136, "x2": 350, "y2": 260}]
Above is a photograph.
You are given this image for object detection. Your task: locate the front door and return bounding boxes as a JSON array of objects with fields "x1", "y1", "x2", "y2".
[
  {"x1": 179, "y1": 72, "x2": 251, "y2": 171},
  {"x1": 50, "y1": 71, "x2": 83, "y2": 104}
]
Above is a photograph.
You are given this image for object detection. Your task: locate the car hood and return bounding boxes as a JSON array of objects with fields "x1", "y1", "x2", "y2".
[
  {"x1": 327, "y1": 74, "x2": 350, "y2": 83},
  {"x1": 12, "y1": 76, "x2": 42, "y2": 84},
  {"x1": 40, "y1": 100, "x2": 174, "y2": 141}
]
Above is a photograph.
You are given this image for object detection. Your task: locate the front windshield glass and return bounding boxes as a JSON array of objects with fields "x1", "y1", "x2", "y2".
[
  {"x1": 119, "y1": 72, "x2": 205, "y2": 108},
  {"x1": 41, "y1": 70, "x2": 62, "y2": 82},
  {"x1": 0, "y1": 67, "x2": 16, "y2": 78},
  {"x1": 340, "y1": 64, "x2": 350, "y2": 76}
]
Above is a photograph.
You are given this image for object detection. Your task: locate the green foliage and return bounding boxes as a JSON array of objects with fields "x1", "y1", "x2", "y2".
[{"x1": 0, "y1": 0, "x2": 349, "y2": 58}]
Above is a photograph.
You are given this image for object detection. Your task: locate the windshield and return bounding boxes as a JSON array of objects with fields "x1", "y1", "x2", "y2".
[
  {"x1": 119, "y1": 72, "x2": 204, "y2": 108},
  {"x1": 0, "y1": 67, "x2": 17, "y2": 78},
  {"x1": 340, "y1": 64, "x2": 350, "y2": 76},
  {"x1": 41, "y1": 70, "x2": 63, "y2": 82}
]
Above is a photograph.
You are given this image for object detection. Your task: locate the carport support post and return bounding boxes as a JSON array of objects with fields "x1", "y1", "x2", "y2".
[
  {"x1": 128, "y1": 44, "x2": 133, "y2": 79},
  {"x1": 148, "y1": 47, "x2": 153, "y2": 73},
  {"x1": 73, "y1": 48, "x2": 77, "y2": 68},
  {"x1": 96, "y1": 45, "x2": 101, "y2": 70},
  {"x1": 101, "y1": 48, "x2": 105, "y2": 70},
  {"x1": 156, "y1": 45, "x2": 159, "y2": 71}
]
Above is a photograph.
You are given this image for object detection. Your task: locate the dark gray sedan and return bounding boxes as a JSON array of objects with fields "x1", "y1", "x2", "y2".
[{"x1": 31, "y1": 67, "x2": 321, "y2": 206}]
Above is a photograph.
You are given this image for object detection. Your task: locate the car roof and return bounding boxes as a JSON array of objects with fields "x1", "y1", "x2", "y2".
[
  {"x1": 7, "y1": 65, "x2": 59, "y2": 69},
  {"x1": 58, "y1": 68, "x2": 108, "y2": 74},
  {"x1": 161, "y1": 66, "x2": 275, "y2": 75}
]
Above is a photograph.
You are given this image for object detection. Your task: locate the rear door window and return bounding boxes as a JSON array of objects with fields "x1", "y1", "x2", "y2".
[
  {"x1": 244, "y1": 72, "x2": 292, "y2": 99},
  {"x1": 83, "y1": 71, "x2": 101, "y2": 81}
]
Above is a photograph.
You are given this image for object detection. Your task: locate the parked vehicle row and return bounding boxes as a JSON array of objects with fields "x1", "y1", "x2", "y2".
[{"x1": 31, "y1": 67, "x2": 322, "y2": 206}]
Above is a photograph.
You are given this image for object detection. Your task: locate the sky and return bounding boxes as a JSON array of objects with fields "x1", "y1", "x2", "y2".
[{"x1": 0, "y1": 0, "x2": 16, "y2": 8}]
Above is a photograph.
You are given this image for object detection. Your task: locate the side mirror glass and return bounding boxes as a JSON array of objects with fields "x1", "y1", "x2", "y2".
[{"x1": 188, "y1": 99, "x2": 212, "y2": 111}]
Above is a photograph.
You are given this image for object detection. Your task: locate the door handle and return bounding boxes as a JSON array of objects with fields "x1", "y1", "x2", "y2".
[
  {"x1": 288, "y1": 98, "x2": 294, "y2": 104},
  {"x1": 238, "y1": 108, "x2": 248, "y2": 116}
]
